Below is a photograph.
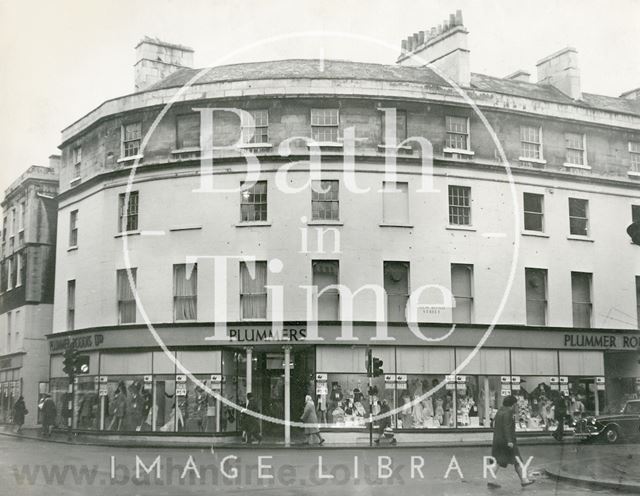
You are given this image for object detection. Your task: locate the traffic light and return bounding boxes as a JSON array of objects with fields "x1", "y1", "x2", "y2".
[
  {"x1": 62, "y1": 348, "x2": 81, "y2": 377},
  {"x1": 372, "y1": 357, "x2": 384, "y2": 377},
  {"x1": 366, "y1": 349, "x2": 372, "y2": 376}
]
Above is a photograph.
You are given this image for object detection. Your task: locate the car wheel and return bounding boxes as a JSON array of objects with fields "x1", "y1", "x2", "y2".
[{"x1": 603, "y1": 425, "x2": 619, "y2": 444}]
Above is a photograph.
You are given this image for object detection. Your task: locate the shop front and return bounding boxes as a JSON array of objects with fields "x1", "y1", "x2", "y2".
[{"x1": 46, "y1": 322, "x2": 639, "y2": 441}]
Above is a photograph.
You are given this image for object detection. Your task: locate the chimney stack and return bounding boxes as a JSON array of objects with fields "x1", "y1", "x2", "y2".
[
  {"x1": 536, "y1": 47, "x2": 581, "y2": 100},
  {"x1": 396, "y1": 9, "x2": 470, "y2": 88},
  {"x1": 504, "y1": 70, "x2": 531, "y2": 83},
  {"x1": 620, "y1": 87, "x2": 640, "y2": 100},
  {"x1": 134, "y1": 37, "x2": 194, "y2": 92},
  {"x1": 48, "y1": 154, "x2": 61, "y2": 174}
]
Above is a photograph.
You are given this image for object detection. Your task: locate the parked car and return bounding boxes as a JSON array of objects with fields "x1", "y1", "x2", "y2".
[{"x1": 574, "y1": 399, "x2": 640, "y2": 443}]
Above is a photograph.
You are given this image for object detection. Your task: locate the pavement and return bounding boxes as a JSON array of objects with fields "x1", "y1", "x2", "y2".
[{"x1": 2, "y1": 427, "x2": 639, "y2": 494}]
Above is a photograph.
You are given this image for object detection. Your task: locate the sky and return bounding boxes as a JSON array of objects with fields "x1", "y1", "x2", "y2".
[{"x1": 0, "y1": 0, "x2": 639, "y2": 194}]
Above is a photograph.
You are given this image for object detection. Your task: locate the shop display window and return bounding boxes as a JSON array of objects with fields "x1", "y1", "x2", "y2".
[
  {"x1": 397, "y1": 375, "x2": 449, "y2": 429},
  {"x1": 322, "y1": 373, "x2": 387, "y2": 428},
  {"x1": 153, "y1": 375, "x2": 178, "y2": 432},
  {"x1": 74, "y1": 376, "x2": 99, "y2": 430},
  {"x1": 49, "y1": 377, "x2": 69, "y2": 427},
  {"x1": 512, "y1": 376, "x2": 556, "y2": 432}
]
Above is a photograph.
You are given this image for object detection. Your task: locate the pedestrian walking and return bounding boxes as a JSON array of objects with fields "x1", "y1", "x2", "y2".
[
  {"x1": 489, "y1": 395, "x2": 534, "y2": 489},
  {"x1": 552, "y1": 392, "x2": 567, "y2": 441},
  {"x1": 241, "y1": 392, "x2": 262, "y2": 444},
  {"x1": 301, "y1": 394, "x2": 325, "y2": 445},
  {"x1": 374, "y1": 399, "x2": 396, "y2": 445},
  {"x1": 13, "y1": 396, "x2": 27, "y2": 434},
  {"x1": 39, "y1": 394, "x2": 57, "y2": 438}
]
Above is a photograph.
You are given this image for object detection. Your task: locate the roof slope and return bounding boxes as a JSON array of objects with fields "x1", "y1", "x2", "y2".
[{"x1": 140, "y1": 58, "x2": 640, "y2": 117}]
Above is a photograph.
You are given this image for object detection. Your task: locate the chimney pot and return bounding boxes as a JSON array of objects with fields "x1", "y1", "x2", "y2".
[
  {"x1": 449, "y1": 14, "x2": 456, "y2": 27},
  {"x1": 134, "y1": 37, "x2": 194, "y2": 91},
  {"x1": 536, "y1": 47, "x2": 581, "y2": 100},
  {"x1": 401, "y1": 39, "x2": 408, "y2": 53},
  {"x1": 455, "y1": 10, "x2": 463, "y2": 26},
  {"x1": 418, "y1": 31, "x2": 425, "y2": 45}
]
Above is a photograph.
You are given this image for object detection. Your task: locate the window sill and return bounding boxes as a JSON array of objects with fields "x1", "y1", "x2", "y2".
[
  {"x1": 67, "y1": 246, "x2": 78, "y2": 252},
  {"x1": 309, "y1": 142, "x2": 343, "y2": 148},
  {"x1": 444, "y1": 147, "x2": 475, "y2": 156},
  {"x1": 69, "y1": 177, "x2": 81, "y2": 187},
  {"x1": 379, "y1": 222, "x2": 414, "y2": 228},
  {"x1": 169, "y1": 225, "x2": 202, "y2": 232},
  {"x1": 114, "y1": 230, "x2": 141, "y2": 238},
  {"x1": 117, "y1": 154, "x2": 144, "y2": 164},
  {"x1": 236, "y1": 221, "x2": 272, "y2": 228},
  {"x1": 446, "y1": 225, "x2": 476, "y2": 232},
  {"x1": 237, "y1": 143, "x2": 273, "y2": 149},
  {"x1": 307, "y1": 220, "x2": 344, "y2": 226},
  {"x1": 521, "y1": 231, "x2": 549, "y2": 238},
  {"x1": 518, "y1": 157, "x2": 546, "y2": 165},
  {"x1": 377, "y1": 144, "x2": 413, "y2": 152},
  {"x1": 628, "y1": 171, "x2": 640, "y2": 178},
  {"x1": 563, "y1": 162, "x2": 591, "y2": 170},
  {"x1": 171, "y1": 147, "x2": 200, "y2": 154},
  {"x1": 567, "y1": 235, "x2": 594, "y2": 242}
]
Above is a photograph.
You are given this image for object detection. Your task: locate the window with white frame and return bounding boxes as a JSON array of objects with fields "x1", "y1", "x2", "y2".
[
  {"x1": 520, "y1": 126, "x2": 542, "y2": 160},
  {"x1": 176, "y1": 114, "x2": 200, "y2": 149},
  {"x1": 451, "y1": 264, "x2": 473, "y2": 323},
  {"x1": 6, "y1": 258, "x2": 12, "y2": 291},
  {"x1": 69, "y1": 210, "x2": 78, "y2": 247},
  {"x1": 118, "y1": 191, "x2": 139, "y2": 232},
  {"x1": 571, "y1": 272, "x2": 592, "y2": 328},
  {"x1": 122, "y1": 122, "x2": 142, "y2": 158},
  {"x1": 630, "y1": 142, "x2": 640, "y2": 172},
  {"x1": 382, "y1": 181, "x2": 409, "y2": 224},
  {"x1": 240, "y1": 181, "x2": 267, "y2": 222},
  {"x1": 568, "y1": 198, "x2": 589, "y2": 236},
  {"x1": 448, "y1": 185, "x2": 471, "y2": 225},
  {"x1": 117, "y1": 268, "x2": 137, "y2": 324},
  {"x1": 312, "y1": 260, "x2": 339, "y2": 320},
  {"x1": 173, "y1": 264, "x2": 197, "y2": 321},
  {"x1": 18, "y1": 202, "x2": 25, "y2": 233},
  {"x1": 311, "y1": 180, "x2": 339, "y2": 221},
  {"x1": 523, "y1": 193, "x2": 544, "y2": 232},
  {"x1": 565, "y1": 132, "x2": 586, "y2": 166},
  {"x1": 525, "y1": 268, "x2": 547, "y2": 325},
  {"x1": 72, "y1": 146, "x2": 82, "y2": 177},
  {"x1": 240, "y1": 261, "x2": 267, "y2": 319},
  {"x1": 311, "y1": 109, "x2": 339, "y2": 143},
  {"x1": 15, "y1": 253, "x2": 22, "y2": 287},
  {"x1": 67, "y1": 280, "x2": 76, "y2": 330},
  {"x1": 384, "y1": 261, "x2": 409, "y2": 322},
  {"x1": 445, "y1": 116, "x2": 469, "y2": 150},
  {"x1": 242, "y1": 110, "x2": 269, "y2": 144}
]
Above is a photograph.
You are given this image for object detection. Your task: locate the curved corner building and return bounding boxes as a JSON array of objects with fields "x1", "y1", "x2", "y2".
[{"x1": 47, "y1": 24, "x2": 640, "y2": 442}]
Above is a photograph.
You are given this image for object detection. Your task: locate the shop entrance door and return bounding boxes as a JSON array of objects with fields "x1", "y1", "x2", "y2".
[
  {"x1": 570, "y1": 377, "x2": 604, "y2": 416},
  {"x1": 253, "y1": 348, "x2": 315, "y2": 439}
]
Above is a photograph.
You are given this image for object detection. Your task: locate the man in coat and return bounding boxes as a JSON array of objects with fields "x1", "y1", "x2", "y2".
[
  {"x1": 13, "y1": 396, "x2": 27, "y2": 433},
  {"x1": 40, "y1": 394, "x2": 57, "y2": 438},
  {"x1": 241, "y1": 392, "x2": 262, "y2": 444},
  {"x1": 374, "y1": 399, "x2": 396, "y2": 445},
  {"x1": 552, "y1": 392, "x2": 568, "y2": 441},
  {"x1": 300, "y1": 395, "x2": 325, "y2": 445},
  {"x1": 489, "y1": 395, "x2": 534, "y2": 488}
]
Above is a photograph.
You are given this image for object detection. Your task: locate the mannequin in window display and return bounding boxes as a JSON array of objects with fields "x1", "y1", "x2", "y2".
[
  {"x1": 516, "y1": 395, "x2": 531, "y2": 430},
  {"x1": 127, "y1": 381, "x2": 145, "y2": 431},
  {"x1": 328, "y1": 382, "x2": 343, "y2": 424},
  {"x1": 399, "y1": 390, "x2": 413, "y2": 428},
  {"x1": 422, "y1": 380, "x2": 434, "y2": 421},
  {"x1": 411, "y1": 379, "x2": 424, "y2": 426},
  {"x1": 78, "y1": 392, "x2": 97, "y2": 429},
  {"x1": 370, "y1": 386, "x2": 380, "y2": 416},
  {"x1": 316, "y1": 393, "x2": 328, "y2": 424},
  {"x1": 194, "y1": 386, "x2": 208, "y2": 432},
  {"x1": 443, "y1": 394, "x2": 454, "y2": 427},
  {"x1": 108, "y1": 382, "x2": 127, "y2": 431},
  {"x1": 434, "y1": 397, "x2": 444, "y2": 426}
]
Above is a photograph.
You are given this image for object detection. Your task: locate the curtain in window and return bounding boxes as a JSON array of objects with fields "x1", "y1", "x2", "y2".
[
  {"x1": 451, "y1": 264, "x2": 473, "y2": 323},
  {"x1": 173, "y1": 264, "x2": 197, "y2": 321},
  {"x1": 240, "y1": 262, "x2": 267, "y2": 319},
  {"x1": 384, "y1": 262, "x2": 409, "y2": 322},
  {"x1": 117, "y1": 269, "x2": 137, "y2": 324}
]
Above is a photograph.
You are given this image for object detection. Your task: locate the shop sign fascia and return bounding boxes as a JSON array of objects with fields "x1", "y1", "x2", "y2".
[{"x1": 46, "y1": 323, "x2": 640, "y2": 353}]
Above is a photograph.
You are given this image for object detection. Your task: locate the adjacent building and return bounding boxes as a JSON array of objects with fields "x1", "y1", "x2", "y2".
[
  {"x1": 47, "y1": 16, "x2": 640, "y2": 442},
  {"x1": 0, "y1": 161, "x2": 59, "y2": 427}
]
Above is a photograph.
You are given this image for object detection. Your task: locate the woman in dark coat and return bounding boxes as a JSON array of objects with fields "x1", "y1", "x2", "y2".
[
  {"x1": 301, "y1": 395, "x2": 324, "y2": 445},
  {"x1": 489, "y1": 395, "x2": 534, "y2": 488},
  {"x1": 13, "y1": 396, "x2": 27, "y2": 433},
  {"x1": 40, "y1": 394, "x2": 57, "y2": 437}
]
